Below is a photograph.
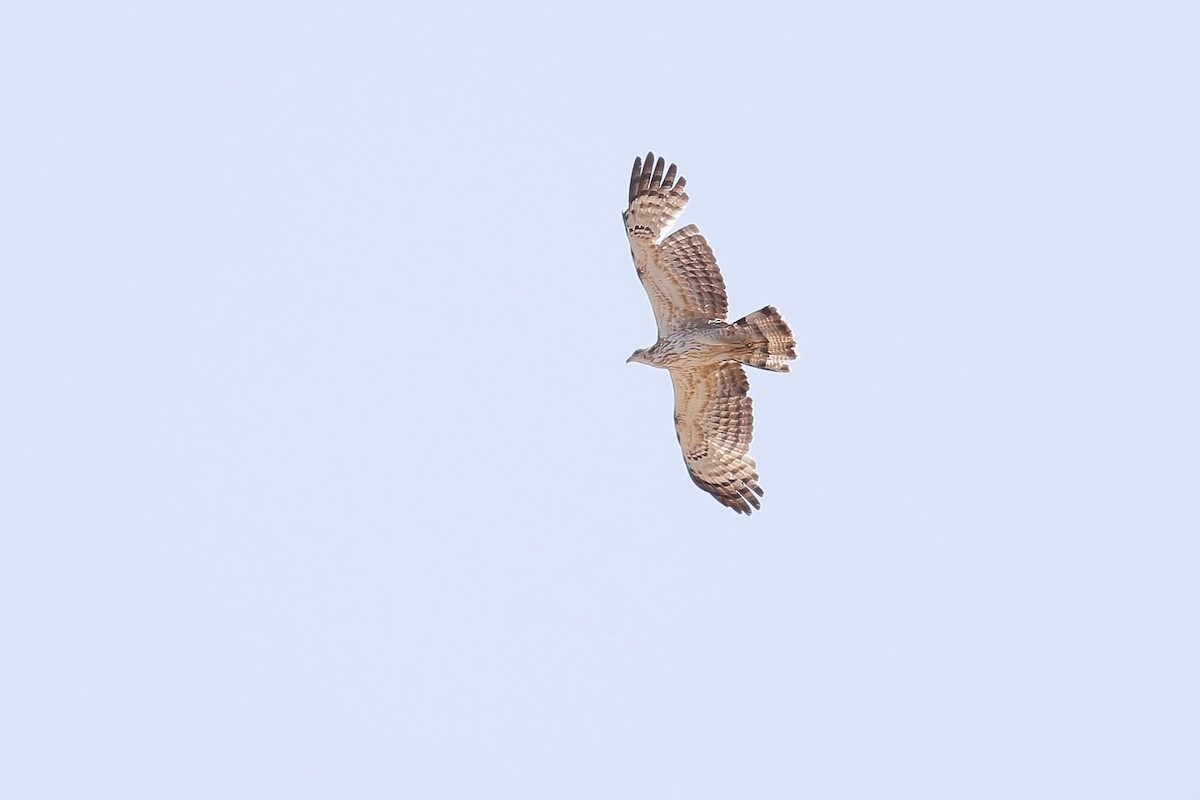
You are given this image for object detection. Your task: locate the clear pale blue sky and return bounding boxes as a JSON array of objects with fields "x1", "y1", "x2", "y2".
[{"x1": 2, "y1": 1, "x2": 1198, "y2": 797}]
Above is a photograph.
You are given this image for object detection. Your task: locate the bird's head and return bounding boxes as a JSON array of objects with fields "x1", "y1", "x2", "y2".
[{"x1": 626, "y1": 348, "x2": 650, "y2": 365}]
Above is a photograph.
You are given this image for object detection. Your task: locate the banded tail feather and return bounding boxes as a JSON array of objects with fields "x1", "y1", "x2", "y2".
[{"x1": 730, "y1": 306, "x2": 796, "y2": 372}]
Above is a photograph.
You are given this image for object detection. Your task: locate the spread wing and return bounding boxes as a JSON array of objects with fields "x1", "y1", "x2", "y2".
[
  {"x1": 670, "y1": 362, "x2": 763, "y2": 514},
  {"x1": 623, "y1": 152, "x2": 729, "y2": 336}
]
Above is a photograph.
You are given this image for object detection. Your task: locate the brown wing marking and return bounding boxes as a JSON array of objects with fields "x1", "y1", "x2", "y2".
[
  {"x1": 669, "y1": 363, "x2": 763, "y2": 514},
  {"x1": 623, "y1": 153, "x2": 728, "y2": 335},
  {"x1": 624, "y1": 151, "x2": 688, "y2": 243},
  {"x1": 653, "y1": 224, "x2": 729, "y2": 329}
]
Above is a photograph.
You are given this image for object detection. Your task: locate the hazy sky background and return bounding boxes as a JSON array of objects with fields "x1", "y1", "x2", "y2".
[{"x1": 2, "y1": 1, "x2": 1197, "y2": 797}]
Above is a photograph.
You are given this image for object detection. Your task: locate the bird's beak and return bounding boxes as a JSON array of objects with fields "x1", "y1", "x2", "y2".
[{"x1": 626, "y1": 355, "x2": 634, "y2": 363}]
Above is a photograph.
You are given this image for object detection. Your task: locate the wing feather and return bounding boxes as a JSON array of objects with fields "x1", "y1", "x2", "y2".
[
  {"x1": 656, "y1": 225, "x2": 729, "y2": 326},
  {"x1": 623, "y1": 153, "x2": 729, "y2": 335},
  {"x1": 670, "y1": 363, "x2": 763, "y2": 514}
]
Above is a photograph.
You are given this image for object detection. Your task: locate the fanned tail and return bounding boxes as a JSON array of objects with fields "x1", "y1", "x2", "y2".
[{"x1": 730, "y1": 306, "x2": 796, "y2": 372}]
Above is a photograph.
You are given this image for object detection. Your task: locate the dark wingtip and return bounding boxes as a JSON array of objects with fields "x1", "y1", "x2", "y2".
[
  {"x1": 629, "y1": 151, "x2": 689, "y2": 203},
  {"x1": 663, "y1": 161, "x2": 677, "y2": 187},
  {"x1": 650, "y1": 155, "x2": 665, "y2": 188}
]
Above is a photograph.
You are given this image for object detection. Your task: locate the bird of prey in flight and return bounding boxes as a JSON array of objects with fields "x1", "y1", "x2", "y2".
[{"x1": 624, "y1": 152, "x2": 796, "y2": 514}]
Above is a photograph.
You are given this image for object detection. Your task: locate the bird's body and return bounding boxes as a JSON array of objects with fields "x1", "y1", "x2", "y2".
[
  {"x1": 623, "y1": 152, "x2": 796, "y2": 514},
  {"x1": 632, "y1": 326, "x2": 750, "y2": 368}
]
